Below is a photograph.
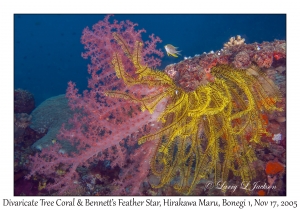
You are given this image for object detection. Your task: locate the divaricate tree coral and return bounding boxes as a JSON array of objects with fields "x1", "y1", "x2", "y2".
[
  {"x1": 25, "y1": 15, "x2": 165, "y2": 195},
  {"x1": 25, "y1": 16, "x2": 284, "y2": 195}
]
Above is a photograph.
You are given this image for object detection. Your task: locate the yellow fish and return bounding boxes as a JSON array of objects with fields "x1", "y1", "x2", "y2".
[{"x1": 164, "y1": 44, "x2": 181, "y2": 57}]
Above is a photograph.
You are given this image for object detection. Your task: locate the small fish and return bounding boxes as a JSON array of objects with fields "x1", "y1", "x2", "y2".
[{"x1": 164, "y1": 44, "x2": 181, "y2": 57}]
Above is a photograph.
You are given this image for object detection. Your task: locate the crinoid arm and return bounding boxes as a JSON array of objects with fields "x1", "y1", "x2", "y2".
[{"x1": 106, "y1": 33, "x2": 283, "y2": 195}]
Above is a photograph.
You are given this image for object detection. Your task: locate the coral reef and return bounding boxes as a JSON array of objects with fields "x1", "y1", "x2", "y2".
[
  {"x1": 23, "y1": 16, "x2": 286, "y2": 196},
  {"x1": 14, "y1": 88, "x2": 35, "y2": 114},
  {"x1": 232, "y1": 51, "x2": 251, "y2": 69},
  {"x1": 165, "y1": 39, "x2": 285, "y2": 92},
  {"x1": 30, "y1": 94, "x2": 74, "y2": 151},
  {"x1": 14, "y1": 113, "x2": 32, "y2": 145},
  {"x1": 14, "y1": 90, "x2": 48, "y2": 196},
  {"x1": 14, "y1": 113, "x2": 32, "y2": 130}
]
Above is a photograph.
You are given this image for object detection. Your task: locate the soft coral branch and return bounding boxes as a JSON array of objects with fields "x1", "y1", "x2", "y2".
[
  {"x1": 26, "y1": 15, "x2": 164, "y2": 195},
  {"x1": 111, "y1": 140, "x2": 158, "y2": 195}
]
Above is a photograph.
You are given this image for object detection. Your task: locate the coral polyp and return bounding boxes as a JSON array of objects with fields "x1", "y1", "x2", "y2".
[{"x1": 106, "y1": 33, "x2": 282, "y2": 194}]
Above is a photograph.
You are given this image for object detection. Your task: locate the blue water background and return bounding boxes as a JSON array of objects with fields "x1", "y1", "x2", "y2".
[{"x1": 14, "y1": 14, "x2": 286, "y2": 106}]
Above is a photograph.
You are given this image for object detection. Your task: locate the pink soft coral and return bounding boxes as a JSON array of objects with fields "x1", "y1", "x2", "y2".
[{"x1": 26, "y1": 15, "x2": 164, "y2": 195}]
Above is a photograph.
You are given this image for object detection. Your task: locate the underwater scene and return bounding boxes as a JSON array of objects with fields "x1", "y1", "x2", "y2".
[{"x1": 14, "y1": 14, "x2": 286, "y2": 196}]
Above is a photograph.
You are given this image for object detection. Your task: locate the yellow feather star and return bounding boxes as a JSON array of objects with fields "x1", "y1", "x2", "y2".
[{"x1": 105, "y1": 33, "x2": 283, "y2": 195}]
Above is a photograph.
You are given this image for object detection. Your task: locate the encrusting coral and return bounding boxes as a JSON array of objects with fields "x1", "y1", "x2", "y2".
[
  {"x1": 164, "y1": 39, "x2": 286, "y2": 92},
  {"x1": 106, "y1": 33, "x2": 283, "y2": 194}
]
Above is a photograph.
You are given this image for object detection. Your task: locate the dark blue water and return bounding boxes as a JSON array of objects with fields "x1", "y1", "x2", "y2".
[{"x1": 14, "y1": 14, "x2": 286, "y2": 106}]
